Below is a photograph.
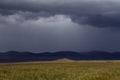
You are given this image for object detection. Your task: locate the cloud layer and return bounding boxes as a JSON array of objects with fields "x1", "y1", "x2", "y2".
[
  {"x1": 1, "y1": 0, "x2": 120, "y2": 27},
  {"x1": 0, "y1": 0, "x2": 120, "y2": 52}
]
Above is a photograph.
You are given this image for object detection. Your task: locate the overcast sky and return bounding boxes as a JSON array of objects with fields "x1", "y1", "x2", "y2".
[{"x1": 0, "y1": 0, "x2": 120, "y2": 52}]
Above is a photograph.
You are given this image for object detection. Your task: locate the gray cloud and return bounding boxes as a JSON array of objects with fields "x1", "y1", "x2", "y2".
[
  {"x1": 0, "y1": 0, "x2": 120, "y2": 28},
  {"x1": 0, "y1": 13, "x2": 81, "y2": 52}
]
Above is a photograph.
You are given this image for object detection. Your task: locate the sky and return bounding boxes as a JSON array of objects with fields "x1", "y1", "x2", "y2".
[{"x1": 0, "y1": 0, "x2": 120, "y2": 52}]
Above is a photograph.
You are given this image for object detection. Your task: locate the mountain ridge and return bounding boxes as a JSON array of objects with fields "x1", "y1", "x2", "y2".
[{"x1": 0, "y1": 51, "x2": 120, "y2": 62}]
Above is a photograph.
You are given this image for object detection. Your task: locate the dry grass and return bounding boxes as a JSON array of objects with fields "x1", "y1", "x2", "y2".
[{"x1": 0, "y1": 61, "x2": 120, "y2": 80}]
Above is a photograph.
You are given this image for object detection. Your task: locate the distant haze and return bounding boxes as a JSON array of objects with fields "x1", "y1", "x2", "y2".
[{"x1": 0, "y1": 0, "x2": 120, "y2": 52}]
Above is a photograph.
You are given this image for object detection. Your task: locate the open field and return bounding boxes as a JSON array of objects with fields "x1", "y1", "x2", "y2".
[{"x1": 0, "y1": 60, "x2": 120, "y2": 80}]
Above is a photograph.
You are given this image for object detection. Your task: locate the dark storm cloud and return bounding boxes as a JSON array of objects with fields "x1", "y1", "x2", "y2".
[
  {"x1": 1, "y1": 0, "x2": 120, "y2": 27},
  {"x1": 86, "y1": 14, "x2": 120, "y2": 27},
  {"x1": 73, "y1": 14, "x2": 120, "y2": 28}
]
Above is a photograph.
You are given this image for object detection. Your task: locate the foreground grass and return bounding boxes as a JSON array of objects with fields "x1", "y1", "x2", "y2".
[{"x1": 0, "y1": 61, "x2": 120, "y2": 80}]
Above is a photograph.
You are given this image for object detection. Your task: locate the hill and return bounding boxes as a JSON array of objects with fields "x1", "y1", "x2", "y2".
[{"x1": 55, "y1": 58, "x2": 76, "y2": 62}]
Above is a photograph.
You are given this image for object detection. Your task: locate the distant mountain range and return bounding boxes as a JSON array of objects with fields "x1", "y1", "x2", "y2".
[{"x1": 0, "y1": 51, "x2": 120, "y2": 62}]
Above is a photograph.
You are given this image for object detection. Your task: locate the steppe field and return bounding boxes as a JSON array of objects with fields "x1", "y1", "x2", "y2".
[{"x1": 0, "y1": 60, "x2": 120, "y2": 80}]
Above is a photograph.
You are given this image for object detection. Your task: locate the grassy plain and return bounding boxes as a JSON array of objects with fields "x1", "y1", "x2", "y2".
[{"x1": 0, "y1": 60, "x2": 120, "y2": 80}]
